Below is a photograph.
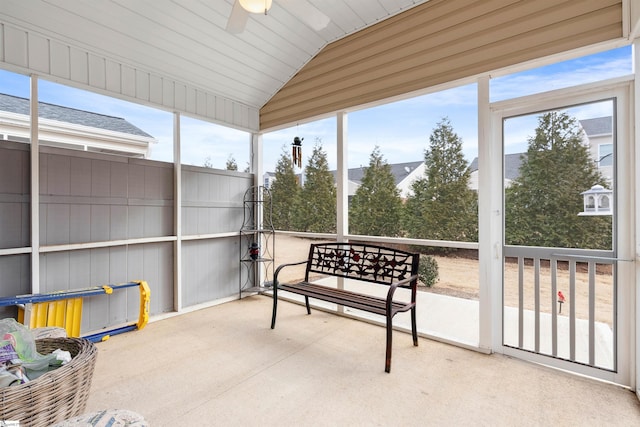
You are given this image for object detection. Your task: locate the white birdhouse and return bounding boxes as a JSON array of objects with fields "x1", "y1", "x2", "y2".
[{"x1": 579, "y1": 184, "x2": 613, "y2": 216}]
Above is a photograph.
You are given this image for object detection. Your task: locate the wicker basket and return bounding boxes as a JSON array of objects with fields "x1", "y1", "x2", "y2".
[{"x1": 0, "y1": 337, "x2": 98, "y2": 427}]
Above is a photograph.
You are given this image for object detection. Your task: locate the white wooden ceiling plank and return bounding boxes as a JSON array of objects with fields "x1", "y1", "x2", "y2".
[
  {"x1": 53, "y1": 0, "x2": 284, "y2": 92},
  {"x1": 244, "y1": 3, "x2": 329, "y2": 53},
  {"x1": 318, "y1": 0, "x2": 367, "y2": 33},
  {"x1": 180, "y1": 1, "x2": 335, "y2": 98},
  {"x1": 343, "y1": 0, "x2": 389, "y2": 24},
  {"x1": 4, "y1": 0, "x2": 273, "y2": 105},
  {"x1": 120, "y1": 0, "x2": 305, "y2": 81},
  {"x1": 378, "y1": 0, "x2": 418, "y2": 14},
  {"x1": 187, "y1": 0, "x2": 312, "y2": 70},
  {"x1": 1, "y1": 0, "x2": 431, "y2": 111}
]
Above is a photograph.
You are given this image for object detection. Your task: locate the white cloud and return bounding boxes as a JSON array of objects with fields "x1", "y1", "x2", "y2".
[{"x1": 491, "y1": 48, "x2": 631, "y2": 102}]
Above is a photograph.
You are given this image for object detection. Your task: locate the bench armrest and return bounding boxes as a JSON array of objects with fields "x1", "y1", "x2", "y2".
[
  {"x1": 273, "y1": 260, "x2": 309, "y2": 287},
  {"x1": 386, "y1": 274, "x2": 419, "y2": 309}
]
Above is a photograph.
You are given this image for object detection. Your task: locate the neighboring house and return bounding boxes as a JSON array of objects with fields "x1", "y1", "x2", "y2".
[
  {"x1": 341, "y1": 161, "x2": 425, "y2": 199},
  {"x1": 263, "y1": 171, "x2": 276, "y2": 189},
  {"x1": 263, "y1": 171, "x2": 303, "y2": 189},
  {"x1": 468, "y1": 153, "x2": 526, "y2": 191},
  {"x1": 0, "y1": 93, "x2": 157, "y2": 158},
  {"x1": 264, "y1": 160, "x2": 424, "y2": 199},
  {"x1": 467, "y1": 116, "x2": 612, "y2": 190},
  {"x1": 579, "y1": 116, "x2": 613, "y2": 183}
]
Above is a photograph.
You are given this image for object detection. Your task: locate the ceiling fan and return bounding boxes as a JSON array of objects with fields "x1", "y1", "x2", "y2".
[{"x1": 226, "y1": 0, "x2": 330, "y2": 34}]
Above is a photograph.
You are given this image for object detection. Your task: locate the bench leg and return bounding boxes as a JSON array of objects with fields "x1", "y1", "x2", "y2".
[
  {"x1": 385, "y1": 314, "x2": 393, "y2": 373},
  {"x1": 411, "y1": 306, "x2": 418, "y2": 346},
  {"x1": 271, "y1": 290, "x2": 278, "y2": 329},
  {"x1": 305, "y1": 296, "x2": 311, "y2": 315}
]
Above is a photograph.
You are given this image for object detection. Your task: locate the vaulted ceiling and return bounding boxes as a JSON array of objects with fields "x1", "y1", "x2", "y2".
[
  {"x1": 0, "y1": 1, "x2": 426, "y2": 127},
  {"x1": 0, "y1": 0, "x2": 635, "y2": 132}
]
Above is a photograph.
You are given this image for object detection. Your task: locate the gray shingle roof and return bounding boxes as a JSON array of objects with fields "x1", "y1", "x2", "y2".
[
  {"x1": 579, "y1": 117, "x2": 612, "y2": 137},
  {"x1": 331, "y1": 160, "x2": 424, "y2": 185},
  {"x1": 468, "y1": 153, "x2": 526, "y2": 181},
  {"x1": 0, "y1": 93, "x2": 153, "y2": 138}
]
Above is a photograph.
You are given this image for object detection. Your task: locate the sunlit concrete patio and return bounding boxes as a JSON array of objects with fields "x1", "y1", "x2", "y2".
[{"x1": 85, "y1": 295, "x2": 640, "y2": 426}]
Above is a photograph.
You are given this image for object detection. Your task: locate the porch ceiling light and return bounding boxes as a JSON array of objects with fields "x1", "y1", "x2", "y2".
[{"x1": 239, "y1": 0, "x2": 272, "y2": 14}]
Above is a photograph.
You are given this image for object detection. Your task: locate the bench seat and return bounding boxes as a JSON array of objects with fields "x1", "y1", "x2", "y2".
[{"x1": 278, "y1": 282, "x2": 414, "y2": 316}]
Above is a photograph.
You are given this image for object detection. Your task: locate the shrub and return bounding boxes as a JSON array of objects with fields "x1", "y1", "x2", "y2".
[{"x1": 418, "y1": 255, "x2": 439, "y2": 287}]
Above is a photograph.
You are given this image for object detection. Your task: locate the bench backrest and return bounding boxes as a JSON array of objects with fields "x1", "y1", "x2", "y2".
[{"x1": 305, "y1": 243, "x2": 419, "y2": 288}]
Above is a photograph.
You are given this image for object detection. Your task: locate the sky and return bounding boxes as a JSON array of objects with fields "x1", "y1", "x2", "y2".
[{"x1": 0, "y1": 46, "x2": 632, "y2": 174}]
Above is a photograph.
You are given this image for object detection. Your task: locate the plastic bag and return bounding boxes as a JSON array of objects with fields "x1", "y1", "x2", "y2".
[{"x1": 0, "y1": 318, "x2": 63, "y2": 380}]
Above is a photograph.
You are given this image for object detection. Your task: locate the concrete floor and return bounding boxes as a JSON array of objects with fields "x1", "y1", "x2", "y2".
[{"x1": 85, "y1": 296, "x2": 640, "y2": 426}]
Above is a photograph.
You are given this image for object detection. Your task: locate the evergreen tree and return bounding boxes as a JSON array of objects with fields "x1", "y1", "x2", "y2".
[
  {"x1": 226, "y1": 155, "x2": 238, "y2": 171},
  {"x1": 269, "y1": 147, "x2": 300, "y2": 230},
  {"x1": 404, "y1": 117, "x2": 478, "y2": 242},
  {"x1": 295, "y1": 140, "x2": 336, "y2": 233},
  {"x1": 349, "y1": 146, "x2": 403, "y2": 236},
  {"x1": 505, "y1": 111, "x2": 611, "y2": 249}
]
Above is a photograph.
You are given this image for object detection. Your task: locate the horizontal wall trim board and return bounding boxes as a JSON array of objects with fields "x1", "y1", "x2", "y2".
[
  {"x1": 0, "y1": 194, "x2": 29, "y2": 203},
  {"x1": 0, "y1": 247, "x2": 32, "y2": 256},
  {"x1": 39, "y1": 196, "x2": 174, "y2": 206},
  {"x1": 181, "y1": 232, "x2": 239, "y2": 241},
  {"x1": 39, "y1": 236, "x2": 177, "y2": 253},
  {"x1": 181, "y1": 202, "x2": 243, "y2": 209}
]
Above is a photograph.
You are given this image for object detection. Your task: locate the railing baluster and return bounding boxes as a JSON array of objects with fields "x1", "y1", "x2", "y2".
[
  {"x1": 588, "y1": 261, "x2": 596, "y2": 365},
  {"x1": 518, "y1": 256, "x2": 524, "y2": 349},
  {"x1": 569, "y1": 260, "x2": 576, "y2": 361},
  {"x1": 534, "y1": 257, "x2": 540, "y2": 353},
  {"x1": 551, "y1": 259, "x2": 557, "y2": 357}
]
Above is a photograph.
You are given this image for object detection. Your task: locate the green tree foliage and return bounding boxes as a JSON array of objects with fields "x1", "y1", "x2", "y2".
[
  {"x1": 505, "y1": 111, "x2": 611, "y2": 249},
  {"x1": 404, "y1": 117, "x2": 478, "y2": 242},
  {"x1": 349, "y1": 146, "x2": 403, "y2": 236},
  {"x1": 294, "y1": 140, "x2": 336, "y2": 233},
  {"x1": 226, "y1": 155, "x2": 238, "y2": 171},
  {"x1": 418, "y1": 255, "x2": 439, "y2": 287},
  {"x1": 270, "y1": 147, "x2": 300, "y2": 230}
]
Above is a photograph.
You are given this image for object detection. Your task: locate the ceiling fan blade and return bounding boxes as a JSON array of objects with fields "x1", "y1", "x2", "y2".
[
  {"x1": 278, "y1": 0, "x2": 330, "y2": 31},
  {"x1": 226, "y1": 0, "x2": 249, "y2": 34}
]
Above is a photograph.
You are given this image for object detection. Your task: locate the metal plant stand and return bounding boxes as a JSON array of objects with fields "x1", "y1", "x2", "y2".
[{"x1": 239, "y1": 186, "x2": 274, "y2": 296}]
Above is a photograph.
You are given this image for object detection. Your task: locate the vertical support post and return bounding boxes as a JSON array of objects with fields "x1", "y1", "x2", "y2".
[
  {"x1": 30, "y1": 75, "x2": 40, "y2": 294},
  {"x1": 633, "y1": 36, "x2": 640, "y2": 398},
  {"x1": 251, "y1": 133, "x2": 264, "y2": 287},
  {"x1": 251, "y1": 133, "x2": 263, "y2": 188},
  {"x1": 477, "y1": 75, "x2": 497, "y2": 351},
  {"x1": 336, "y1": 112, "x2": 348, "y2": 240},
  {"x1": 173, "y1": 112, "x2": 182, "y2": 312},
  {"x1": 336, "y1": 112, "x2": 348, "y2": 303}
]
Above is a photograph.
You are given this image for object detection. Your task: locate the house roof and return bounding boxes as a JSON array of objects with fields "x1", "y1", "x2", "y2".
[
  {"x1": 0, "y1": 93, "x2": 153, "y2": 138},
  {"x1": 579, "y1": 117, "x2": 612, "y2": 137},
  {"x1": 469, "y1": 153, "x2": 526, "y2": 181},
  {"x1": 332, "y1": 161, "x2": 424, "y2": 186}
]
